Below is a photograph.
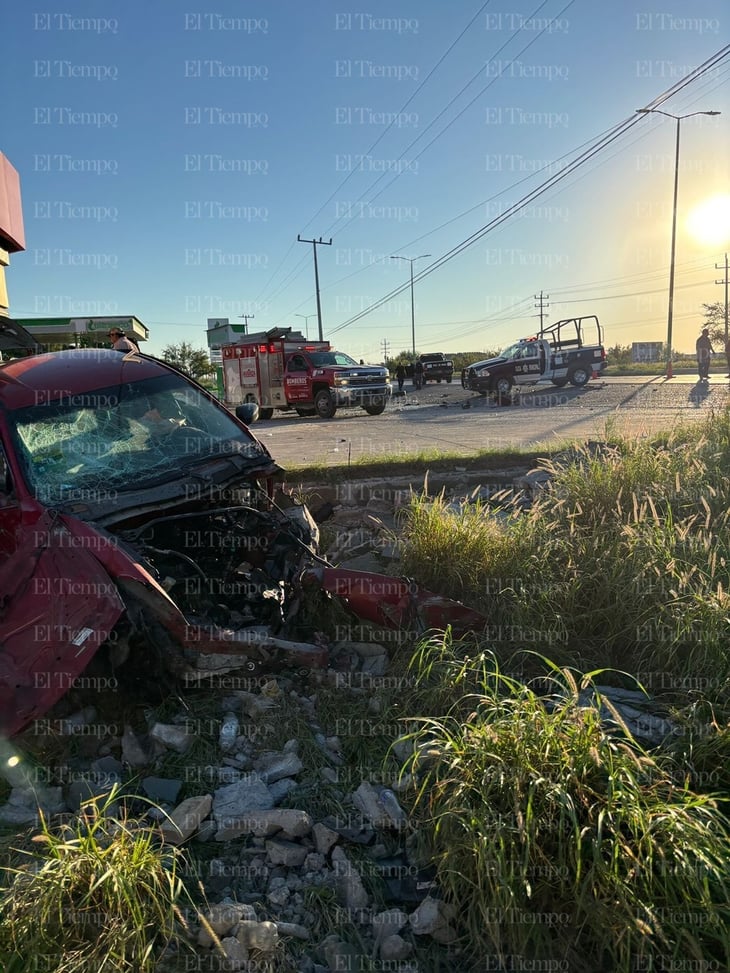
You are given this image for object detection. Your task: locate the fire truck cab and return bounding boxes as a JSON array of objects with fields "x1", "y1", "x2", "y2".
[{"x1": 222, "y1": 328, "x2": 391, "y2": 420}]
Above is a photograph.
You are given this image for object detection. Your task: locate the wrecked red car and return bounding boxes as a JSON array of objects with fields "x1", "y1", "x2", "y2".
[{"x1": 0, "y1": 331, "x2": 485, "y2": 738}]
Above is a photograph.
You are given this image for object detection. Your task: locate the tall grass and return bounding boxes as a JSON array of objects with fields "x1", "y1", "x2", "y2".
[
  {"x1": 0, "y1": 789, "x2": 192, "y2": 973},
  {"x1": 398, "y1": 643, "x2": 730, "y2": 971},
  {"x1": 396, "y1": 412, "x2": 730, "y2": 689}
]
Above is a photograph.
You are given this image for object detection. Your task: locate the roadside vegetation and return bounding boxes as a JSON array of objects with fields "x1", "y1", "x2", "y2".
[
  {"x1": 3, "y1": 409, "x2": 730, "y2": 970},
  {"x1": 0, "y1": 790, "x2": 194, "y2": 973},
  {"x1": 389, "y1": 407, "x2": 730, "y2": 968}
]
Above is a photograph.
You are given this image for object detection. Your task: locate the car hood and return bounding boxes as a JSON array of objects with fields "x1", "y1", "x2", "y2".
[
  {"x1": 468, "y1": 355, "x2": 507, "y2": 370},
  {"x1": 56, "y1": 451, "x2": 284, "y2": 530}
]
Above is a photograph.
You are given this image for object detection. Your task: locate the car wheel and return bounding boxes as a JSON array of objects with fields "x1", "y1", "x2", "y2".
[
  {"x1": 492, "y1": 376, "x2": 513, "y2": 405},
  {"x1": 258, "y1": 408, "x2": 274, "y2": 420},
  {"x1": 569, "y1": 367, "x2": 590, "y2": 387},
  {"x1": 446, "y1": 377, "x2": 453, "y2": 384},
  {"x1": 552, "y1": 378, "x2": 568, "y2": 388},
  {"x1": 314, "y1": 389, "x2": 337, "y2": 419}
]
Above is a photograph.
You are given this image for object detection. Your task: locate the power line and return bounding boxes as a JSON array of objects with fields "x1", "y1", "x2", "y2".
[
  {"x1": 258, "y1": 0, "x2": 576, "y2": 313},
  {"x1": 253, "y1": 0, "x2": 494, "y2": 311},
  {"x1": 328, "y1": 45, "x2": 730, "y2": 335}
]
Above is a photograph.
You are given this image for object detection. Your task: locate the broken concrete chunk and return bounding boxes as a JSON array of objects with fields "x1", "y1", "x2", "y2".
[
  {"x1": 213, "y1": 776, "x2": 274, "y2": 820},
  {"x1": 219, "y1": 937, "x2": 249, "y2": 971},
  {"x1": 217, "y1": 807, "x2": 313, "y2": 840},
  {"x1": 312, "y1": 821, "x2": 339, "y2": 856},
  {"x1": 160, "y1": 794, "x2": 212, "y2": 846},
  {"x1": 379, "y1": 934, "x2": 413, "y2": 962},
  {"x1": 253, "y1": 751, "x2": 303, "y2": 783},
  {"x1": 121, "y1": 725, "x2": 152, "y2": 767},
  {"x1": 0, "y1": 784, "x2": 65, "y2": 825},
  {"x1": 265, "y1": 838, "x2": 308, "y2": 868},
  {"x1": 149, "y1": 722, "x2": 196, "y2": 754},
  {"x1": 141, "y1": 776, "x2": 183, "y2": 804},
  {"x1": 236, "y1": 920, "x2": 280, "y2": 951},
  {"x1": 267, "y1": 778, "x2": 298, "y2": 805},
  {"x1": 331, "y1": 845, "x2": 369, "y2": 911},
  {"x1": 275, "y1": 921, "x2": 310, "y2": 941},
  {"x1": 409, "y1": 896, "x2": 458, "y2": 942},
  {"x1": 197, "y1": 901, "x2": 257, "y2": 947}
]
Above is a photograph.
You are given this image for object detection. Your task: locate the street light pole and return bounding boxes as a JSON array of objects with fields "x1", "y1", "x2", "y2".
[
  {"x1": 636, "y1": 108, "x2": 721, "y2": 379},
  {"x1": 390, "y1": 253, "x2": 431, "y2": 358},
  {"x1": 295, "y1": 313, "x2": 315, "y2": 339}
]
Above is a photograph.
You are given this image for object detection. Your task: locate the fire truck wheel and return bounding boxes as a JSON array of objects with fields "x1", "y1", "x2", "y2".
[
  {"x1": 258, "y1": 408, "x2": 274, "y2": 420},
  {"x1": 363, "y1": 402, "x2": 386, "y2": 416},
  {"x1": 295, "y1": 407, "x2": 317, "y2": 417},
  {"x1": 314, "y1": 389, "x2": 337, "y2": 419}
]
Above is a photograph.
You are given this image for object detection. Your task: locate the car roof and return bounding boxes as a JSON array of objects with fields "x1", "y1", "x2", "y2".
[{"x1": 0, "y1": 349, "x2": 190, "y2": 409}]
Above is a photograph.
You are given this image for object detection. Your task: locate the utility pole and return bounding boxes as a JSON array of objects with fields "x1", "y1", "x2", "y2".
[
  {"x1": 238, "y1": 313, "x2": 255, "y2": 334},
  {"x1": 381, "y1": 338, "x2": 390, "y2": 362},
  {"x1": 534, "y1": 291, "x2": 549, "y2": 330},
  {"x1": 636, "y1": 108, "x2": 721, "y2": 378},
  {"x1": 298, "y1": 235, "x2": 332, "y2": 341},
  {"x1": 390, "y1": 253, "x2": 430, "y2": 358},
  {"x1": 715, "y1": 253, "x2": 729, "y2": 348}
]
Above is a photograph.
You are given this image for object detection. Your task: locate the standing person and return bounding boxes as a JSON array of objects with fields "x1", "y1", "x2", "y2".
[
  {"x1": 724, "y1": 337, "x2": 730, "y2": 378},
  {"x1": 108, "y1": 328, "x2": 139, "y2": 353},
  {"x1": 395, "y1": 363, "x2": 406, "y2": 392},
  {"x1": 696, "y1": 328, "x2": 713, "y2": 380},
  {"x1": 414, "y1": 359, "x2": 424, "y2": 390}
]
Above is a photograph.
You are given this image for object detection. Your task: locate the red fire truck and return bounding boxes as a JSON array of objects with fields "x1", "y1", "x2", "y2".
[{"x1": 221, "y1": 327, "x2": 391, "y2": 420}]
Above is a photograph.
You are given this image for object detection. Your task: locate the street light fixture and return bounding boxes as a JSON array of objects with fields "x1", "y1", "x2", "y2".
[
  {"x1": 295, "y1": 313, "x2": 315, "y2": 339},
  {"x1": 390, "y1": 253, "x2": 431, "y2": 359},
  {"x1": 636, "y1": 107, "x2": 721, "y2": 378}
]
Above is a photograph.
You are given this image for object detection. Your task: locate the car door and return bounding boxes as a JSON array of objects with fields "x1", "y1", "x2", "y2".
[
  {"x1": 0, "y1": 506, "x2": 125, "y2": 737},
  {"x1": 513, "y1": 345, "x2": 542, "y2": 385},
  {"x1": 284, "y1": 354, "x2": 311, "y2": 404}
]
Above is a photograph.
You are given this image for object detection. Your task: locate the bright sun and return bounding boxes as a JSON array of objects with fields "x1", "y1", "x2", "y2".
[{"x1": 686, "y1": 194, "x2": 730, "y2": 247}]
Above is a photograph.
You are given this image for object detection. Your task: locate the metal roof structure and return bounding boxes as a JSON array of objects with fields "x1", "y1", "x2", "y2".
[{"x1": 14, "y1": 316, "x2": 148, "y2": 346}]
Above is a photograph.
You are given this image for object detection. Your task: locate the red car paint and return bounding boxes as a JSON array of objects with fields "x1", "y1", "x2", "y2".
[{"x1": 1, "y1": 338, "x2": 487, "y2": 739}]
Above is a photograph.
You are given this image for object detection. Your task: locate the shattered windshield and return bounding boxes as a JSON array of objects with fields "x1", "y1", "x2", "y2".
[
  {"x1": 11, "y1": 373, "x2": 269, "y2": 504},
  {"x1": 308, "y1": 351, "x2": 359, "y2": 367},
  {"x1": 499, "y1": 343, "x2": 523, "y2": 360}
]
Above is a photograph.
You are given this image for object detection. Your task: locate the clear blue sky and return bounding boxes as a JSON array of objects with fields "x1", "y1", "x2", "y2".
[{"x1": 2, "y1": 1, "x2": 728, "y2": 360}]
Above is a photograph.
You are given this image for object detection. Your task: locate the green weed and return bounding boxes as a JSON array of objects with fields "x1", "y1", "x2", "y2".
[
  {"x1": 399, "y1": 647, "x2": 730, "y2": 970},
  {"x1": 0, "y1": 788, "x2": 194, "y2": 973}
]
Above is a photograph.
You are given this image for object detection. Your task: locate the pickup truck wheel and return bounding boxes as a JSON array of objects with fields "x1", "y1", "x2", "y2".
[
  {"x1": 569, "y1": 367, "x2": 590, "y2": 387},
  {"x1": 314, "y1": 389, "x2": 337, "y2": 419},
  {"x1": 363, "y1": 401, "x2": 386, "y2": 416},
  {"x1": 552, "y1": 379, "x2": 568, "y2": 388},
  {"x1": 492, "y1": 376, "x2": 513, "y2": 405},
  {"x1": 258, "y1": 408, "x2": 274, "y2": 420}
]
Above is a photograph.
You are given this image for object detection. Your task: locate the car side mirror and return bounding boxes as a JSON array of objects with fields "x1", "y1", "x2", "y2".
[{"x1": 235, "y1": 403, "x2": 259, "y2": 425}]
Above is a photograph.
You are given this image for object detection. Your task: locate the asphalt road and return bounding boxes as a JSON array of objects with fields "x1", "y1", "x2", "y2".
[{"x1": 252, "y1": 375, "x2": 730, "y2": 468}]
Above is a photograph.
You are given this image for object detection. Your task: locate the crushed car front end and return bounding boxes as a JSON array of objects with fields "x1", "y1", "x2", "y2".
[{"x1": 0, "y1": 350, "x2": 324, "y2": 736}]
